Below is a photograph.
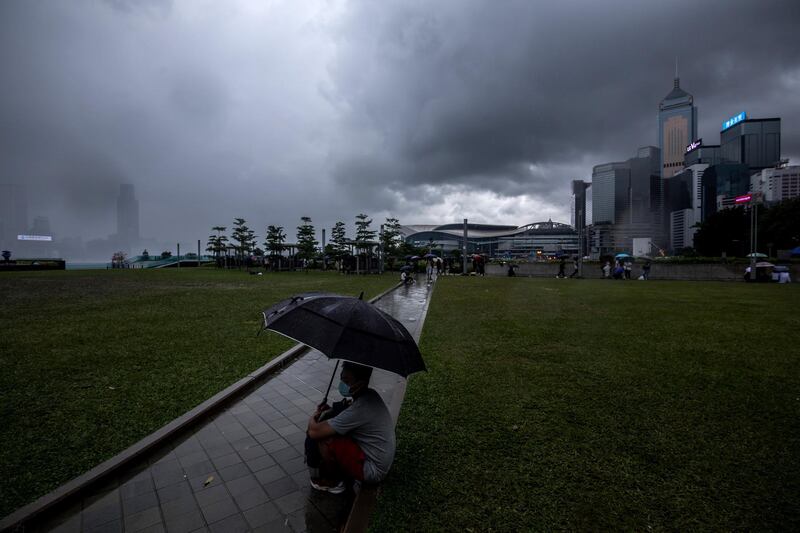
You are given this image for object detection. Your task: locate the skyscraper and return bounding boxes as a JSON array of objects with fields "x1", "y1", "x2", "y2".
[
  {"x1": 658, "y1": 72, "x2": 698, "y2": 178},
  {"x1": 720, "y1": 116, "x2": 781, "y2": 171},
  {"x1": 701, "y1": 163, "x2": 751, "y2": 220},
  {"x1": 116, "y1": 184, "x2": 140, "y2": 247},
  {"x1": 589, "y1": 147, "x2": 661, "y2": 255}
]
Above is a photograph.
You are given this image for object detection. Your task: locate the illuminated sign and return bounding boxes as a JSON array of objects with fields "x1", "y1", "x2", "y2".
[
  {"x1": 17, "y1": 234, "x2": 53, "y2": 241},
  {"x1": 734, "y1": 194, "x2": 752, "y2": 204},
  {"x1": 686, "y1": 138, "x2": 702, "y2": 153},
  {"x1": 722, "y1": 111, "x2": 746, "y2": 131}
]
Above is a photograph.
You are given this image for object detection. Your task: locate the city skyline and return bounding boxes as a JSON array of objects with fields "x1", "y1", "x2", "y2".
[{"x1": 1, "y1": 0, "x2": 799, "y2": 249}]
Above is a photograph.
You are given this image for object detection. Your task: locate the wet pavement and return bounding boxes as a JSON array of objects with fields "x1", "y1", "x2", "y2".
[{"x1": 32, "y1": 277, "x2": 433, "y2": 533}]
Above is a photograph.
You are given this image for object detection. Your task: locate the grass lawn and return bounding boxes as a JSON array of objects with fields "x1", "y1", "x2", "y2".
[
  {"x1": 0, "y1": 268, "x2": 394, "y2": 518},
  {"x1": 373, "y1": 277, "x2": 800, "y2": 531}
]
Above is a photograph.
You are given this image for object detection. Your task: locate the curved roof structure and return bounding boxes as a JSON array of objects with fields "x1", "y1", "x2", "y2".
[{"x1": 401, "y1": 220, "x2": 575, "y2": 239}]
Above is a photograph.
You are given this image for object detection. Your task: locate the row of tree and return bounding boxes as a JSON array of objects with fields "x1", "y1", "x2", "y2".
[
  {"x1": 205, "y1": 215, "x2": 417, "y2": 269},
  {"x1": 693, "y1": 196, "x2": 800, "y2": 257}
]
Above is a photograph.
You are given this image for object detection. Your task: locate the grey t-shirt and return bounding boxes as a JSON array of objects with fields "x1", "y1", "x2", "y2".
[{"x1": 328, "y1": 388, "x2": 396, "y2": 483}]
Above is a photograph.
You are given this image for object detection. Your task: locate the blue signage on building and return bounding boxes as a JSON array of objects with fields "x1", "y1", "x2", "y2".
[{"x1": 722, "y1": 111, "x2": 746, "y2": 131}]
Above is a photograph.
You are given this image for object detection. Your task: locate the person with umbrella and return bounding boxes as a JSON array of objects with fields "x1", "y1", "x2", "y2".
[
  {"x1": 306, "y1": 361, "x2": 395, "y2": 493},
  {"x1": 400, "y1": 264, "x2": 414, "y2": 285},
  {"x1": 260, "y1": 292, "x2": 426, "y2": 493}
]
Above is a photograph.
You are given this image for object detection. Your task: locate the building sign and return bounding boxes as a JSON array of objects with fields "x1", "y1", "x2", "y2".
[
  {"x1": 17, "y1": 234, "x2": 53, "y2": 241},
  {"x1": 686, "y1": 138, "x2": 702, "y2": 153},
  {"x1": 722, "y1": 111, "x2": 746, "y2": 131},
  {"x1": 734, "y1": 194, "x2": 752, "y2": 204}
]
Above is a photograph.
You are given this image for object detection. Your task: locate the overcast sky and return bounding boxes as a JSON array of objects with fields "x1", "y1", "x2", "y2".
[{"x1": 1, "y1": 0, "x2": 799, "y2": 245}]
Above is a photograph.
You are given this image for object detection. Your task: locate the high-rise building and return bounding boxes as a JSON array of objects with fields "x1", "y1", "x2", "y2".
[
  {"x1": 571, "y1": 180, "x2": 592, "y2": 256},
  {"x1": 629, "y1": 146, "x2": 661, "y2": 225},
  {"x1": 30, "y1": 216, "x2": 52, "y2": 236},
  {"x1": 751, "y1": 163, "x2": 800, "y2": 203},
  {"x1": 116, "y1": 184, "x2": 140, "y2": 247},
  {"x1": 670, "y1": 208, "x2": 695, "y2": 251},
  {"x1": 701, "y1": 163, "x2": 751, "y2": 219},
  {"x1": 591, "y1": 162, "x2": 628, "y2": 225},
  {"x1": 0, "y1": 183, "x2": 28, "y2": 251},
  {"x1": 585, "y1": 184, "x2": 593, "y2": 228},
  {"x1": 658, "y1": 74, "x2": 698, "y2": 179},
  {"x1": 720, "y1": 115, "x2": 781, "y2": 171},
  {"x1": 684, "y1": 143, "x2": 722, "y2": 167},
  {"x1": 570, "y1": 180, "x2": 590, "y2": 229},
  {"x1": 590, "y1": 147, "x2": 661, "y2": 255},
  {"x1": 664, "y1": 169, "x2": 700, "y2": 251}
]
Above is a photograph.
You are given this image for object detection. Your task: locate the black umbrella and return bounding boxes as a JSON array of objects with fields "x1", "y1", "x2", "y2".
[
  {"x1": 259, "y1": 292, "x2": 425, "y2": 401},
  {"x1": 399, "y1": 265, "x2": 413, "y2": 272}
]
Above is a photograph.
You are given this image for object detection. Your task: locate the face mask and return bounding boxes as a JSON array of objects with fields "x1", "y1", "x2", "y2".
[{"x1": 338, "y1": 380, "x2": 352, "y2": 397}]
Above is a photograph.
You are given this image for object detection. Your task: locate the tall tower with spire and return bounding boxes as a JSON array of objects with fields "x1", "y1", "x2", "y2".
[{"x1": 658, "y1": 66, "x2": 698, "y2": 178}]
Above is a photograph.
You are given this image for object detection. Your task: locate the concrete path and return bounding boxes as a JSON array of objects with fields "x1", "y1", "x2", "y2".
[{"x1": 32, "y1": 277, "x2": 433, "y2": 533}]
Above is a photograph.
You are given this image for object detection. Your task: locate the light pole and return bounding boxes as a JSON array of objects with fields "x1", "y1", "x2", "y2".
[
  {"x1": 462, "y1": 218, "x2": 468, "y2": 274},
  {"x1": 577, "y1": 209, "x2": 583, "y2": 278}
]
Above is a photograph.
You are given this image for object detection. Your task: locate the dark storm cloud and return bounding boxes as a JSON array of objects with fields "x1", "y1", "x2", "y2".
[
  {"x1": 0, "y1": 0, "x2": 799, "y2": 253},
  {"x1": 328, "y1": 0, "x2": 800, "y2": 208}
]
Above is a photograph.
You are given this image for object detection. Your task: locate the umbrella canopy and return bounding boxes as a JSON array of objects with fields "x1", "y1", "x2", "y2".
[
  {"x1": 410, "y1": 255, "x2": 421, "y2": 261},
  {"x1": 747, "y1": 252, "x2": 768, "y2": 258},
  {"x1": 755, "y1": 261, "x2": 775, "y2": 268},
  {"x1": 399, "y1": 265, "x2": 414, "y2": 272},
  {"x1": 791, "y1": 246, "x2": 800, "y2": 256},
  {"x1": 615, "y1": 253, "x2": 633, "y2": 259},
  {"x1": 260, "y1": 293, "x2": 426, "y2": 378},
  {"x1": 423, "y1": 253, "x2": 437, "y2": 259}
]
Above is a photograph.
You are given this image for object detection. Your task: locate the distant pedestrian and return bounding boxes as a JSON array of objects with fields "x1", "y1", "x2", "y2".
[
  {"x1": 426, "y1": 259, "x2": 433, "y2": 282},
  {"x1": 613, "y1": 265, "x2": 624, "y2": 280},
  {"x1": 624, "y1": 260, "x2": 632, "y2": 280},
  {"x1": 569, "y1": 257, "x2": 579, "y2": 278},
  {"x1": 642, "y1": 261, "x2": 651, "y2": 280},
  {"x1": 602, "y1": 261, "x2": 611, "y2": 279},
  {"x1": 744, "y1": 266, "x2": 752, "y2": 282},
  {"x1": 507, "y1": 263, "x2": 516, "y2": 277},
  {"x1": 557, "y1": 257, "x2": 566, "y2": 278}
]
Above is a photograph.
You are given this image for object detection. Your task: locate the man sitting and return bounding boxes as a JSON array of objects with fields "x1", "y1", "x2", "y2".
[{"x1": 306, "y1": 362, "x2": 396, "y2": 493}]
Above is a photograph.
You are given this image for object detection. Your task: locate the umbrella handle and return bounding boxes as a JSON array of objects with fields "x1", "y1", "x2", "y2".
[{"x1": 322, "y1": 360, "x2": 340, "y2": 407}]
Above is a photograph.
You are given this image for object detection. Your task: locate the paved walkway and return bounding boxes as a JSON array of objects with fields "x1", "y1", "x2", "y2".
[{"x1": 33, "y1": 278, "x2": 433, "y2": 533}]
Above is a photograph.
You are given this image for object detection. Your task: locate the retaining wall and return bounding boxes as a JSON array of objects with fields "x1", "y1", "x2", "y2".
[{"x1": 485, "y1": 262, "x2": 800, "y2": 281}]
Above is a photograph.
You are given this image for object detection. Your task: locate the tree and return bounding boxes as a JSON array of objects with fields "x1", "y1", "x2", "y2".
[
  {"x1": 265, "y1": 225, "x2": 287, "y2": 269},
  {"x1": 759, "y1": 196, "x2": 800, "y2": 251},
  {"x1": 112, "y1": 251, "x2": 127, "y2": 268},
  {"x1": 694, "y1": 197, "x2": 800, "y2": 257},
  {"x1": 330, "y1": 221, "x2": 348, "y2": 267},
  {"x1": 161, "y1": 250, "x2": 172, "y2": 259},
  {"x1": 355, "y1": 214, "x2": 376, "y2": 254},
  {"x1": 206, "y1": 226, "x2": 228, "y2": 266},
  {"x1": 355, "y1": 214, "x2": 376, "y2": 273},
  {"x1": 1, "y1": 250, "x2": 10, "y2": 262},
  {"x1": 141, "y1": 249, "x2": 150, "y2": 260},
  {"x1": 381, "y1": 217, "x2": 403, "y2": 269},
  {"x1": 450, "y1": 248, "x2": 463, "y2": 271},
  {"x1": 231, "y1": 218, "x2": 257, "y2": 266},
  {"x1": 694, "y1": 207, "x2": 749, "y2": 257},
  {"x1": 296, "y1": 216, "x2": 319, "y2": 268}
]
